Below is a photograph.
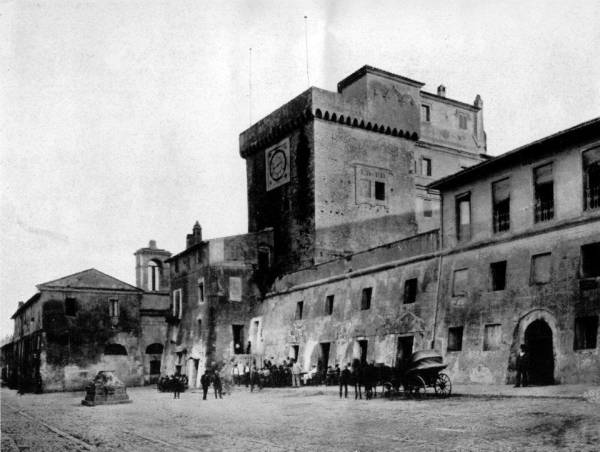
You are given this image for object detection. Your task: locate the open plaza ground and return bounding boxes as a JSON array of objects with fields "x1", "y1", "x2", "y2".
[{"x1": 2, "y1": 384, "x2": 599, "y2": 451}]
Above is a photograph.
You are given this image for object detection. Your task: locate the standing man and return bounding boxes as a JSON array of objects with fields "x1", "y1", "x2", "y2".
[
  {"x1": 213, "y1": 371, "x2": 223, "y2": 399},
  {"x1": 244, "y1": 362, "x2": 251, "y2": 387},
  {"x1": 339, "y1": 363, "x2": 351, "y2": 399},
  {"x1": 200, "y1": 370, "x2": 212, "y2": 400},
  {"x1": 515, "y1": 344, "x2": 529, "y2": 387},
  {"x1": 246, "y1": 340, "x2": 252, "y2": 354},
  {"x1": 292, "y1": 359, "x2": 302, "y2": 387},
  {"x1": 232, "y1": 363, "x2": 240, "y2": 386}
]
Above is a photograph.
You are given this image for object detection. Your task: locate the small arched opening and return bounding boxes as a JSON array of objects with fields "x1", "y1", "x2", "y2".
[{"x1": 147, "y1": 259, "x2": 162, "y2": 291}]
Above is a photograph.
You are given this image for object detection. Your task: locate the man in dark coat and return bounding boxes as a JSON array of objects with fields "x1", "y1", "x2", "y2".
[
  {"x1": 515, "y1": 344, "x2": 530, "y2": 387},
  {"x1": 213, "y1": 372, "x2": 223, "y2": 399},
  {"x1": 339, "y1": 363, "x2": 351, "y2": 398},
  {"x1": 200, "y1": 370, "x2": 212, "y2": 400}
]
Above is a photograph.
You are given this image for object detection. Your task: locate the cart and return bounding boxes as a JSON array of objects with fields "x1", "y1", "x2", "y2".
[{"x1": 382, "y1": 350, "x2": 452, "y2": 398}]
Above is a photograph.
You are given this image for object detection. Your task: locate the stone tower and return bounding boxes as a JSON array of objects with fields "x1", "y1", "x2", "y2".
[{"x1": 134, "y1": 240, "x2": 171, "y2": 292}]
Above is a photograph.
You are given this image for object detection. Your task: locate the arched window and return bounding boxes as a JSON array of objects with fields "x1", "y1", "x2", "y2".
[
  {"x1": 104, "y1": 344, "x2": 127, "y2": 355},
  {"x1": 145, "y1": 343, "x2": 164, "y2": 355},
  {"x1": 147, "y1": 260, "x2": 161, "y2": 291}
]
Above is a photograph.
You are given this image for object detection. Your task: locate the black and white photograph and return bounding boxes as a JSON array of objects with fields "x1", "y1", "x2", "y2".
[{"x1": 1, "y1": 1, "x2": 599, "y2": 450}]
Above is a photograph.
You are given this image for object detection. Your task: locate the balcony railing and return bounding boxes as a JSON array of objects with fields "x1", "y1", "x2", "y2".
[
  {"x1": 493, "y1": 209, "x2": 510, "y2": 233},
  {"x1": 585, "y1": 185, "x2": 600, "y2": 210},
  {"x1": 534, "y1": 199, "x2": 554, "y2": 223}
]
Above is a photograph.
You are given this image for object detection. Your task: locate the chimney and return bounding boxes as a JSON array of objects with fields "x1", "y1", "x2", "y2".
[
  {"x1": 149, "y1": 240, "x2": 157, "y2": 249},
  {"x1": 186, "y1": 221, "x2": 203, "y2": 248},
  {"x1": 437, "y1": 85, "x2": 446, "y2": 97},
  {"x1": 18, "y1": 301, "x2": 24, "y2": 308},
  {"x1": 474, "y1": 94, "x2": 483, "y2": 108}
]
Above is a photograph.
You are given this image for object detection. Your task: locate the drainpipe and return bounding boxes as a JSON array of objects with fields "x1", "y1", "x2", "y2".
[{"x1": 431, "y1": 192, "x2": 444, "y2": 351}]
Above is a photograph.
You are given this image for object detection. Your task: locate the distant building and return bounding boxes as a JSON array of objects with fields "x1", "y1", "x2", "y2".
[{"x1": 2, "y1": 241, "x2": 171, "y2": 392}]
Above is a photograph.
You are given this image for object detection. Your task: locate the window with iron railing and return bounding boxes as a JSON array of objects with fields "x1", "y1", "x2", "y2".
[
  {"x1": 583, "y1": 148, "x2": 600, "y2": 211},
  {"x1": 534, "y1": 163, "x2": 554, "y2": 223},
  {"x1": 492, "y1": 178, "x2": 510, "y2": 233}
]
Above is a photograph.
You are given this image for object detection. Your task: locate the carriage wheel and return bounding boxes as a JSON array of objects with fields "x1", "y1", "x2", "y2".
[
  {"x1": 407, "y1": 375, "x2": 426, "y2": 399},
  {"x1": 434, "y1": 373, "x2": 452, "y2": 397}
]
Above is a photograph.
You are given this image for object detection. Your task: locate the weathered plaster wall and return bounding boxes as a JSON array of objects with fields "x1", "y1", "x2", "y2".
[
  {"x1": 38, "y1": 290, "x2": 144, "y2": 391},
  {"x1": 313, "y1": 119, "x2": 418, "y2": 259},
  {"x1": 438, "y1": 222, "x2": 600, "y2": 384}
]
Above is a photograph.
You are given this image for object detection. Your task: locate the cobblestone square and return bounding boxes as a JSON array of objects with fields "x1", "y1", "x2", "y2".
[{"x1": 2, "y1": 385, "x2": 599, "y2": 451}]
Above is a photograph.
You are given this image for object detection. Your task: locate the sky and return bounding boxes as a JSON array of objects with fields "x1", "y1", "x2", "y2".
[{"x1": 1, "y1": 0, "x2": 599, "y2": 337}]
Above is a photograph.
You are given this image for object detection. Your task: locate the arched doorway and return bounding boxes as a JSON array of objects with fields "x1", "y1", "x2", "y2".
[{"x1": 524, "y1": 319, "x2": 554, "y2": 385}]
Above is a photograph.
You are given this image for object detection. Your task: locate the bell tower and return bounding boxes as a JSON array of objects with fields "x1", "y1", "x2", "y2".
[{"x1": 134, "y1": 240, "x2": 172, "y2": 292}]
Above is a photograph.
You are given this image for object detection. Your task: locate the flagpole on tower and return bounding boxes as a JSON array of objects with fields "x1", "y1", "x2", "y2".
[
  {"x1": 304, "y1": 16, "x2": 310, "y2": 87},
  {"x1": 248, "y1": 47, "x2": 253, "y2": 126}
]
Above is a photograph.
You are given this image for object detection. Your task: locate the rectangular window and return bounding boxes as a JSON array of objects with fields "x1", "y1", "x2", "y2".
[
  {"x1": 456, "y1": 193, "x2": 471, "y2": 241},
  {"x1": 229, "y1": 276, "x2": 242, "y2": 302},
  {"x1": 374, "y1": 181, "x2": 386, "y2": 201},
  {"x1": 325, "y1": 295, "x2": 334, "y2": 316},
  {"x1": 492, "y1": 178, "x2": 510, "y2": 233},
  {"x1": 172, "y1": 289, "x2": 182, "y2": 318},
  {"x1": 534, "y1": 163, "x2": 554, "y2": 222},
  {"x1": 232, "y1": 324, "x2": 244, "y2": 354},
  {"x1": 421, "y1": 104, "x2": 431, "y2": 122},
  {"x1": 109, "y1": 298, "x2": 119, "y2": 318},
  {"x1": 447, "y1": 327, "x2": 463, "y2": 352},
  {"x1": 483, "y1": 324, "x2": 502, "y2": 351},
  {"x1": 423, "y1": 199, "x2": 432, "y2": 217},
  {"x1": 197, "y1": 318, "x2": 202, "y2": 336},
  {"x1": 531, "y1": 253, "x2": 552, "y2": 284},
  {"x1": 65, "y1": 298, "x2": 77, "y2": 317},
  {"x1": 583, "y1": 148, "x2": 600, "y2": 210},
  {"x1": 581, "y1": 243, "x2": 600, "y2": 278},
  {"x1": 574, "y1": 316, "x2": 598, "y2": 350},
  {"x1": 403, "y1": 278, "x2": 418, "y2": 304},
  {"x1": 360, "y1": 288, "x2": 372, "y2": 310},
  {"x1": 198, "y1": 278, "x2": 205, "y2": 303},
  {"x1": 490, "y1": 261, "x2": 507, "y2": 291},
  {"x1": 453, "y1": 269, "x2": 469, "y2": 296},
  {"x1": 295, "y1": 301, "x2": 304, "y2": 320},
  {"x1": 421, "y1": 158, "x2": 432, "y2": 177},
  {"x1": 458, "y1": 113, "x2": 467, "y2": 129}
]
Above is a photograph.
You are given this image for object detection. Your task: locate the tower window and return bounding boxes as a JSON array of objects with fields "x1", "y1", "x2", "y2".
[
  {"x1": 421, "y1": 104, "x2": 431, "y2": 122},
  {"x1": 295, "y1": 301, "x2": 304, "y2": 320},
  {"x1": 198, "y1": 278, "x2": 205, "y2": 303},
  {"x1": 360, "y1": 288, "x2": 372, "y2": 310},
  {"x1": 325, "y1": 295, "x2": 334, "y2": 315},
  {"x1": 374, "y1": 181, "x2": 386, "y2": 201},
  {"x1": 403, "y1": 279, "x2": 418, "y2": 304},
  {"x1": 421, "y1": 158, "x2": 432, "y2": 177},
  {"x1": 147, "y1": 260, "x2": 161, "y2": 291}
]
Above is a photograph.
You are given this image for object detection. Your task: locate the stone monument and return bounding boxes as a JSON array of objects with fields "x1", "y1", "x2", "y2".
[{"x1": 82, "y1": 370, "x2": 132, "y2": 406}]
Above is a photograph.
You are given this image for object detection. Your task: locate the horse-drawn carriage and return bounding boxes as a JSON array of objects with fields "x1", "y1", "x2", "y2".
[{"x1": 382, "y1": 350, "x2": 452, "y2": 398}]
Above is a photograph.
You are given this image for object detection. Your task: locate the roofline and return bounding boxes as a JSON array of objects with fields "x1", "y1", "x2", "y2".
[
  {"x1": 337, "y1": 65, "x2": 425, "y2": 92},
  {"x1": 421, "y1": 91, "x2": 480, "y2": 112},
  {"x1": 37, "y1": 268, "x2": 140, "y2": 292},
  {"x1": 428, "y1": 117, "x2": 600, "y2": 190},
  {"x1": 11, "y1": 292, "x2": 41, "y2": 319}
]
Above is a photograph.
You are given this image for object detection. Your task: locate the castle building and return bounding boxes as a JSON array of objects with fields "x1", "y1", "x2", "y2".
[
  {"x1": 240, "y1": 65, "x2": 487, "y2": 272},
  {"x1": 161, "y1": 67, "x2": 599, "y2": 385},
  {"x1": 2, "y1": 241, "x2": 171, "y2": 392},
  {"x1": 161, "y1": 66, "x2": 489, "y2": 381}
]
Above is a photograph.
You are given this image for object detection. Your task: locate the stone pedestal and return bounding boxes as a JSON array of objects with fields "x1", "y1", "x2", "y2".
[{"x1": 82, "y1": 370, "x2": 132, "y2": 406}]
